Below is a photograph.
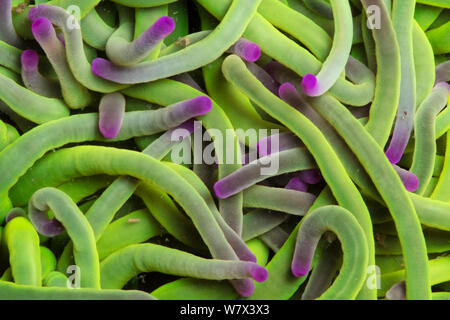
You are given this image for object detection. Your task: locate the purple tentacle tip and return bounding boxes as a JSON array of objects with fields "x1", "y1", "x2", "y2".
[
  {"x1": 286, "y1": 177, "x2": 308, "y2": 192},
  {"x1": 242, "y1": 42, "x2": 261, "y2": 63},
  {"x1": 298, "y1": 169, "x2": 322, "y2": 185},
  {"x1": 41, "y1": 218, "x2": 65, "y2": 237},
  {"x1": 177, "y1": 120, "x2": 196, "y2": 134},
  {"x1": 244, "y1": 251, "x2": 258, "y2": 263},
  {"x1": 232, "y1": 39, "x2": 261, "y2": 63},
  {"x1": 264, "y1": 60, "x2": 280, "y2": 76},
  {"x1": 291, "y1": 263, "x2": 311, "y2": 277},
  {"x1": 249, "y1": 265, "x2": 268, "y2": 283},
  {"x1": 91, "y1": 58, "x2": 114, "y2": 78},
  {"x1": 213, "y1": 180, "x2": 227, "y2": 199},
  {"x1": 385, "y1": 146, "x2": 402, "y2": 165},
  {"x1": 99, "y1": 108, "x2": 123, "y2": 138},
  {"x1": 100, "y1": 121, "x2": 121, "y2": 139},
  {"x1": 234, "y1": 279, "x2": 255, "y2": 298},
  {"x1": 21, "y1": 50, "x2": 39, "y2": 71},
  {"x1": 5, "y1": 208, "x2": 26, "y2": 224},
  {"x1": 278, "y1": 82, "x2": 297, "y2": 98},
  {"x1": 187, "y1": 96, "x2": 212, "y2": 116},
  {"x1": 31, "y1": 17, "x2": 53, "y2": 39},
  {"x1": 99, "y1": 93, "x2": 126, "y2": 139},
  {"x1": 301, "y1": 74, "x2": 319, "y2": 96},
  {"x1": 150, "y1": 16, "x2": 176, "y2": 39},
  {"x1": 403, "y1": 172, "x2": 419, "y2": 192},
  {"x1": 29, "y1": 209, "x2": 65, "y2": 237},
  {"x1": 28, "y1": 6, "x2": 38, "y2": 22}
]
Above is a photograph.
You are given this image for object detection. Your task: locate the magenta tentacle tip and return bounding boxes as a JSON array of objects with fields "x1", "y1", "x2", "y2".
[
  {"x1": 301, "y1": 74, "x2": 319, "y2": 96},
  {"x1": 213, "y1": 181, "x2": 227, "y2": 199},
  {"x1": 5, "y1": 213, "x2": 17, "y2": 224},
  {"x1": 91, "y1": 58, "x2": 114, "y2": 78},
  {"x1": 291, "y1": 263, "x2": 311, "y2": 277},
  {"x1": 235, "y1": 280, "x2": 255, "y2": 298},
  {"x1": 404, "y1": 172, "x2": 419, "y2": 192},
  {"x1": 99, "y1": 125, "x2": 120, "y2": 140},
  {"x1": 42, "y1": 218, "x2": 65, "y2": 237},
  {"x1": 5, "y1": 208, "x2": 26, "y2": 224},
  {"x1": 278, "y1": 82, "x2": 297, "y2": 99},
  {"x1": 21, "y1": 50, "x2": 39, "y2": 71},
  {"x1": 150, "y1": 16, "x2": 176, "y2": 39},
  {"x1": 250, "y1": 265, "x2": 268, "y2": 283},
  {"x1": 177, "y1": 120, "x2": 196, "y2": 134},
  {"x1": 232, "y1": 39, "x2": 261, "y2": 63},
  {"x1": 28, "y1": 4, "x2": 53, "y2": 22},
  {"x1": 385, "y1": 147, "x2": 402, "y2": 165},
  {"x1": 28, "y1": 6, "x2": 38, "y2": 22},
  {"x1": 244, "y1": 252, "x2": 258, "y2": 263},
  {"x1": 31, "y1": 17, "x2": 53, "y2": 39},
  {"x1": 264, "y1": 60, "x2": 281, "y2": 76},
  {"x1": 242, "y1": 42, "x2": 261, "y2": 63},
  {"x1": 99, "y1": 94, "x2": 126, "y2": 139},
  {"x1": 29, "y1": 210, "x2": 65, "y2": 237},
  {"x1": 286, "y1": 177, "x2": 308, "y2": 192},
  {"x1": 299, "y1": 169, "x2": 322, "y2": 185},
  {"x1": 188, "y1": 96, "x2": 213, "y2": 116},
  {"x1": 99, "y1": 113, "x2": 124, "y2": 139}
]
